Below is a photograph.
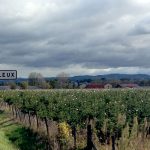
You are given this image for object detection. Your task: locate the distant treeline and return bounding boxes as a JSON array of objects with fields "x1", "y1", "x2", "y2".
[{"x1": 0, "y1": 72, "x2": 150, "y2": 89}]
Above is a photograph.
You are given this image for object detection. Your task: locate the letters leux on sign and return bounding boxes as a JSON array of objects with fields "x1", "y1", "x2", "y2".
[{"x1": 0, "y1": 70, "x2": 17, "y2": 80}]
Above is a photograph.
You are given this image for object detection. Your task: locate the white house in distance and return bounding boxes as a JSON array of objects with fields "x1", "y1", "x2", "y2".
[{"x1": 104, "y1": 84, "x2": 113, "y2": 89}]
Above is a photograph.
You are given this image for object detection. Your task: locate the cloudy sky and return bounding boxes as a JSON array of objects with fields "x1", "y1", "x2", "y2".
[{"x1": 0, "y1": 0, "x2": 150, "y2": 77}]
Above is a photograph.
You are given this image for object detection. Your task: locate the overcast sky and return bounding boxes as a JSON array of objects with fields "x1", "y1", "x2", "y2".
[{"x1": 0, "y1": 0, "x2": 150, "y2": 77}]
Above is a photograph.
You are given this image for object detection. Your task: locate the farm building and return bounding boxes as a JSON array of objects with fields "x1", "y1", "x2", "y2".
[
  {"x1": 104, "y1": 84, "x2": 113, "y2": 89},
  {"x1": 86, "y1": 83, "x2": 113, "y2": 89},
  {"x1": 86, "y1": 83, "x2": 104, "y2": 89},
  {"x1": 120, "y1": 83, "x2": 139, "y2": 88}
]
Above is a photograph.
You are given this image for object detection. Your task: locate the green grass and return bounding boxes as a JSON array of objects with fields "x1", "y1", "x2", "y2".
[
  {"x1": 7, "y1": 127, "x2": 48, "y2": 150},
  {"x1": 0, "y1": 110, "x2": 19, "y2": 150},
  {"x1": 0, "y1": 110, "x2": 48, "y2": 150}
]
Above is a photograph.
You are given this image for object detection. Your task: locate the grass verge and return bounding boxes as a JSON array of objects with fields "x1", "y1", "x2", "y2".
[{"x1": 0, "y1": 110, "x2": 47, "y2": 150}]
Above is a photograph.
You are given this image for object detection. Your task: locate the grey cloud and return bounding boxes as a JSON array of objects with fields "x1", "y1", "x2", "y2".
[
  {"x1": 0, "y1": 0, "x2": 150, "y2": 75},
  {"x1": 129, "y1": 19, "x2": 150, "y2": 36}
]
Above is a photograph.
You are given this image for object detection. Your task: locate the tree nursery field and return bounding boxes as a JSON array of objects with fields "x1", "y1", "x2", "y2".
[{"x1": 0, "y1": 89, "x2": 150, "y2": 150}]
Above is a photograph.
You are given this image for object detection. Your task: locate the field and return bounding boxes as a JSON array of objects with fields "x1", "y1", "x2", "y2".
[{"x1": 0, "y1": 89, "x2": 150, "y2": 149}]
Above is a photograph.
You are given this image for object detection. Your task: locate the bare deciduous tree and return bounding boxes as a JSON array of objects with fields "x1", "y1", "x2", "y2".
[
  {"x1": 56, "y1": 72, "x2": 69, "y2": 89},
  {"x1": 28, "y1": 72, "x2": 50, "y2": 89}
]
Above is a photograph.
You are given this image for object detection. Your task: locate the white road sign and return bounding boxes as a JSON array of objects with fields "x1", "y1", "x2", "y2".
[{"x1": 0, "y1": 70, "x2": 17, "y2": 80}]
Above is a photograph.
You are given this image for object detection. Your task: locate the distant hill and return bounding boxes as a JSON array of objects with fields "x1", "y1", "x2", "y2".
[
  {"x1": 70, "y1": 74, "x2": 150, "y2": 81},
  {"x1": 0, "y1": 74, "x2": 150, "y2": 83}
]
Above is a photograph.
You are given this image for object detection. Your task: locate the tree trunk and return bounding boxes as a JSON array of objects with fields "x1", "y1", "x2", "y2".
[
  {"x1": 35, "y1": 113, "x2": 39, "y2": 131},
  {"x1": 28, "y1": 111, "x2": 31, "y2": 127},
  {"x1": 12, "y1": 106, "x2": 15, "y2": 117},
  {"x1": 18, "y1": 110, "x2": 22, "y2": 122},
  {"x1": 72, "y1": 126, "x2": 77, "y2": 149},
  {"x1": 87, "y1": 124, "x2": 93, "y2": 150},
  {"x1": 0, "y1": 102, "x2": 3, "y2": 109},
  {"x1": 15, "y1": 107, "x2": 18, "y2": 118},
  {"x1": 112, "y1": 135, "x2": 116, "y2": 150},
  {"x1": 44, "y1": 117, "x2": 50, "y2": 137},
  {"x1": 44, "y1": 117, "x2": 51, "y2": 150}
]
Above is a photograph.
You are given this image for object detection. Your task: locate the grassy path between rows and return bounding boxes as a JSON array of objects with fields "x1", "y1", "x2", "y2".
[
  {"x1": 0, "y1": 110, "x2": 20, "y2": 150},
  {"x1": 0, "y1": 110, "x2": 48, "y2": 150}
]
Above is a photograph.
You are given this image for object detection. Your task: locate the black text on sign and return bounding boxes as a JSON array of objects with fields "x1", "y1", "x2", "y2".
[{"x1": 0, "y1": 70, "x2": 17, "y2": 80}]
